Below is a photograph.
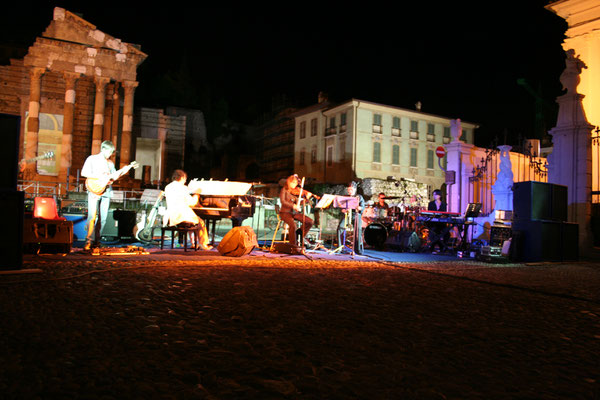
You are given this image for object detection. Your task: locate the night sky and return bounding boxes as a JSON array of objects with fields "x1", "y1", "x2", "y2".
[{"x1": 2, "y1": 1, "x2": 568, "y2": 147}]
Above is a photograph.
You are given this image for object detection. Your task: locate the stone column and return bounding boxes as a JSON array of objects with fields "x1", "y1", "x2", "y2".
[
  {"x1": 445, "y1": 119, "x2": 475, "y2": 214},
  {"x1": 25, "y1": 67, "x2": 45, "y2": 175},
  {"x1": 61, "y1": 72, "x2": 80, "y2": 180},
  {"x1": 120, "y1": 80, "x2": 138, "y2": 168},
  {"x1": 92, "y1": 76, "x2": 110, "y2": 154},
  {"x1": 110, "y1": 82, "x2": 121, "y2": 147}
]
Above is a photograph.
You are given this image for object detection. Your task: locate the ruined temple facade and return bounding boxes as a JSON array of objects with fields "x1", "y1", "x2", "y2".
[{"x1": 0, "y1": 7, "x2": 146, "y2": 183}]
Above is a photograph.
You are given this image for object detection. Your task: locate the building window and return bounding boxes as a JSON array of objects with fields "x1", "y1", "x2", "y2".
[
  {"x1": 311, "y1": 146, "x2": 317, "y2": 163},
  {"x1": 410, "y1": 120, "x2": 419, "y2": 139},
  {"x1": 373, "y1": 142, "x2": 381, "y2": 163},
  {"x1": 325, "y1": 116, "x2": 336, "y2": 136},
  {"x1": 310, "y1": 118, "x2": 317, "y2": 137},
  {"x1": 427, "y1": 149, "x2": 434, "y2": 169},
  {"x1": 443, "y1": 126, "x2": 451, "y2": 144},
  {"x1": 372, "y1": 113, "x2": 382, "y2": 133},
  {"x1": 392, "y1": 145, "x2": 400, "y2": 165},
  {"x1": 373, "y1": 113, "x2": 382, "y2": 126},
  {"x1": 300, "y1": 121, "x2": 306, "y2": 139},
  {"x1": 339, "y1": 112, "x2": 347, "y2": 133},
  {"x1": 299, "y1": 149, "x2": 305, "y2": 165},
  {"x1": 427, "y1": 123, "x2": 435, "y2": 142},
  {"x1": 326, "y1": 145, "x2": 334, "y2": 167},
  {"x1": 339, "y1": 138, "x2": 345, "y2": 161},
  {"x1": 392, "y1": 116, "x2": 401, "y2": 136},
  {"x1": 410, "y1": 147, "x2": 418, "y2": 167}
]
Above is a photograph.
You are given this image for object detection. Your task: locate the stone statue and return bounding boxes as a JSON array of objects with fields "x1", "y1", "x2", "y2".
[
  {"x1": 450, "y1": 119, "x2": 462, "y2": 142},
  {"x1": 492, "y1": 145, "x2": 514, "y2": 211},
  {"x1": 560, "y1": 49, "x2": 587, "y2": 95}
]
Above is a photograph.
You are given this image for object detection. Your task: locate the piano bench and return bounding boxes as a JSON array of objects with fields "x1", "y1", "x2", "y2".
[{"x1": 160, "y1": 224, "x2": 200, "y2": 252}]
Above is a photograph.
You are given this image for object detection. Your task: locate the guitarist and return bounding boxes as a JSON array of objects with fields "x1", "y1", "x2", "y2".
[{"x1": 81, "y1": 140, "x2": 131, "y2": 250}]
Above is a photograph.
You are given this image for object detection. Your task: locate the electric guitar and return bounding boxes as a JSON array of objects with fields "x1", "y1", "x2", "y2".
[
  {"x1": 19, "y1": 151, "x2": 54, "y2": 171},
  {"x1": 85, "y1": 161, "x2": 140, "y2": 195}
]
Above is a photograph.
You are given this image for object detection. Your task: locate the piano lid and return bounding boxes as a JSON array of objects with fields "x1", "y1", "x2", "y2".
[{"x1": 188, "y1": 179, "x2": 252, "y2": 196}]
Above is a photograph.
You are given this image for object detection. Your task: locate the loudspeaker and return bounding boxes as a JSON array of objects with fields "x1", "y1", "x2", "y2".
[
  {"x1": 0, "y1": 114, "x2": 21, "y2": 189},
  {"x1": 561, "y1": 222, "x2": 579, "y2": 261},
  {"x1": 511, "y1": 220, "x2": 577, "y2": 262},
  {"x1": 513, "y1": 181, "x2": 567, "y2": 222},
  {"x1": 0, "y1": 190, "x2": 23, "y2": 269},
  {"x1": 23, "y1": 218, "x2": 73, "y2": 254},
  {"x1": 101, "y1": 209, "x2": 119, "y2": 239},
  {"x1": 218, "y1": 226, "x2": 258, "y2": 257},
  {"x1": 113, "y1": 209, "x2": 136, "y2": 240}
]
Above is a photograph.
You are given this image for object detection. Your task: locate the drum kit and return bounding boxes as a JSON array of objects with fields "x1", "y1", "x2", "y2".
[{"x1": 362, "y1": 197, "x2": 422, "y2": 249}]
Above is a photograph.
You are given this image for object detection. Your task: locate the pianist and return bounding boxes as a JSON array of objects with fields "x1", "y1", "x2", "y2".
[
  {"x1": 428, "y1": 189, "x2": 447, "y2": 212},
  {"x1": 164, "y1": 169, "x2": 211, "y2": 250}
]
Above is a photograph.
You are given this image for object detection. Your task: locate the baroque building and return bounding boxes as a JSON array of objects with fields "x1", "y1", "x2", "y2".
[{"x1": 293, "y1": 98, "x2": 478, "y2": 188}]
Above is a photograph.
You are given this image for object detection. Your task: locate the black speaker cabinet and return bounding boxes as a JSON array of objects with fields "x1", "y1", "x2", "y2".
[
  {"x1": 0, "y1": 190, "x2": 24, "y2": 269},
  {"x1": 513, "y1": 181, "x2": 567, "y2": 222},
  {"x1": 0, "y1": 114, "x2": 21, "y2": 190},
  {"x1": 512, "y1": 220, "x2": 578, "y2": 262}
]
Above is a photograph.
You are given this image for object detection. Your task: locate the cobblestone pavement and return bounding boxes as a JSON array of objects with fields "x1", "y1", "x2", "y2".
[{"x1": 0, "y1": 249, "x2": 599, "y2": 399}]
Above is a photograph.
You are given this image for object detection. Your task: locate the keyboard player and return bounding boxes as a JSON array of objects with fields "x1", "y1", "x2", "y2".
[
  {"x1": 428, "y1": 189, "x2": 447, "y2": 212},
  {"x1": 164, "y1": 169, "x2": 212, "y2": 250}
]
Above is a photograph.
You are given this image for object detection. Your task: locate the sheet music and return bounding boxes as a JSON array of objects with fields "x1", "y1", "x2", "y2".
[
  {"x1": 188, "y1": 179, "x2": 252, "y2": 196},
  {"x1": 315, "y1": 194, "x2": 336, "y2": 209}
]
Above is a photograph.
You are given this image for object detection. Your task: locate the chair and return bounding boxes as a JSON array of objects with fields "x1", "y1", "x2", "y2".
[
  {"x1": 269, "y1": 205, "x2": 289, "y2": 251},
  {"x1": 33, "y1": 197, "x2": 65, "y2": 220},
  {"x1": 160, "y1": 223, "x2": 200, "y2": 252}
]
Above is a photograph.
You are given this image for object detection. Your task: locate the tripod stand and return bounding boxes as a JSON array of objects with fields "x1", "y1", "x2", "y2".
[{"x1": 330, "y1": 200, "x2": 358, "y2": 257}]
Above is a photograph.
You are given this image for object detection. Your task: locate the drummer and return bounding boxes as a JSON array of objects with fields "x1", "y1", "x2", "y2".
[{"x1": 376, "y1": 192, "x2": 390, "y2": 211}]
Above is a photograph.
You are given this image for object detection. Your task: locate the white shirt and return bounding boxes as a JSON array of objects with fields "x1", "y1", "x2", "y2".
[
  {"x1": 164, "y1": 180, "x2": 200, "y2": 226},
  {"x1": 81, "y1": 153, "x2": 116, "y2": 196}
]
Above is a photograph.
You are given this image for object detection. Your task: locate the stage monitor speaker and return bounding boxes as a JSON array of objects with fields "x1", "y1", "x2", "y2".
[
  {"x1": 0, "y1": 114, "x2": 21, "y2": 190},
  {"x1": 512, "y1": 220, "x2": 576, "y2": 262},
  {"x1": 513, "y1": 181, "x2": 567, "y2": 222},
  {"x1": 561, "y1": 222, "x2": 579, "y2": 261},
  {"x1": 0, "y1": 190, "x2": 24, "y2": 269},
  {"x1": 218, "y1": 226, "x2": 258, "y2": 257}
]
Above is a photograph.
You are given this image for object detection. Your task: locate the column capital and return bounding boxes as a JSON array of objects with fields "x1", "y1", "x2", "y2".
[
  {"x1": 94, "y1": 76, "x2": 110, "y2": 91},
  {"x1": 29, "y1": 67, "x2": 46, "y2": 80},
  {"x1": 122, "y1": 80, "x2": 139, "y2": 89}
]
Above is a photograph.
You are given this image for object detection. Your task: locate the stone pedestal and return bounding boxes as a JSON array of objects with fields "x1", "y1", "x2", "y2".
[{"x1": 547, "y1": 51, "x2": 594, "y2": 254}]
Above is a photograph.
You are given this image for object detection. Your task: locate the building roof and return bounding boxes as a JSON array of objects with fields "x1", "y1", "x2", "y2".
[{"x1": 292, "y1": 98, "x2": 480, "y2": 128}]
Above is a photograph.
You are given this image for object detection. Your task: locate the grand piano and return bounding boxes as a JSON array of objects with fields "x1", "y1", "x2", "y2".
[{"x1": 188, "y1": 180, "x2": 256, "y2": 243}]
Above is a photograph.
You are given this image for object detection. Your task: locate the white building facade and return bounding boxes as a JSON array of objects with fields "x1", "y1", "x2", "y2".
[{"x1": 294, "y1": 99, "x2": 478, "y2": 189}]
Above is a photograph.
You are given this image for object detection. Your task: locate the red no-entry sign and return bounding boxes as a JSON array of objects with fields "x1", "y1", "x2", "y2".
[{"x1": 436, "y1": 146, "x2": 446, "y2": 158}]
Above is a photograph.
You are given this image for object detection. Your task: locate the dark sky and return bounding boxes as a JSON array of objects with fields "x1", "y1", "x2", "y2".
[{"x1": 2, "y1": 1, "x2": 568, "y2": 146}]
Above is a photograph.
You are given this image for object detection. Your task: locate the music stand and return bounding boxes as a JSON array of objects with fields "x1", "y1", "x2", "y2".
[
  {"x1": 329, "y1": 196, "x2": 359, "y2": 257},
  {"x1": 461, "y1": 202, "x2": 482, "y2": 250}
]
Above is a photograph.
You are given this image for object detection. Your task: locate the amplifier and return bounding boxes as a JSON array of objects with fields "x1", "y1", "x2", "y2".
[
  {"x1": 23, "y1": 218, "x2": 73, "y2": 253},
  {"x1": 490, "y1": 226, "x2": 511, "y2": 247}
]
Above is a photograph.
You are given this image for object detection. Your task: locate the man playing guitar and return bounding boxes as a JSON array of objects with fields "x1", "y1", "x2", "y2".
[{"x1": 81, "y1": 140, "x2": 136, "y2": 250}]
